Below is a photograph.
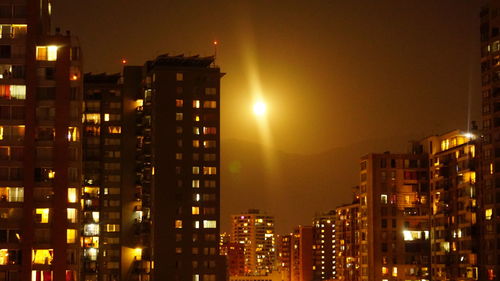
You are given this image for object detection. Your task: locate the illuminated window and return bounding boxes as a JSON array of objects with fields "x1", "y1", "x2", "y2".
[
  {"x1": 203, "y1": 167, "x2": 217, "y2": 175},
  {"x1": 381, "y1": 194, "x2": 388, "y2": 204},
  {"x1": 382, "y1": 266, "x2": 389, "y2": 275},
  {"x1": 193, "y1": 127, "x2": 200, "y2": 135},
  {"x1": 203, "y1": 127, "x2": 217, "y2": 135},
  {"x1": 194, "y1": 221, "x2": 200, "y2": 229},
  {"x1": 134, "y1": 248, "x2": 142, "y2": 260},
  {"x1": 203, "y1": 220, "x2": 217, "y2": 229},
  {"x1": 486, "y1": 209, "x2": 493, "y2": 220},
  {"x1": 108, "y1": 126, "x2": 121, "y2": 134},
  {"x1": 203, "y1": 140, "x2": 217, "y2": 148},
  {"x1": 35, "y1": 208, "x2": 49, "y2": 223},
  {"x1": 176, "y1": 113, "x2": 183, "y2": 121},
  {"x1": 192, "y1": 207, "x2": 200, "y2": 215},
  {"x1": 193, "y1": 100, "x2": 200, "y2": 108},
  {"x1": 84, "y1": 113, "x2": 100, "y2": 124},
  {"x1": 68, "y1": 188, "x2": 77, "y2": 203},
  {"x1": 136, "y1": 99, "x2": 143, "y2": 107},
  {"x1": 192, "y1": 166, "x2": 200, "y2": 175},
  {"x1": 194, "y1": 194, "x2": 201, "y2": 202},
  {"x1": 104, "y1": 113, "x2": 110, "y2": 122},
  {"x1": 105, "y1": 224, "x2": 120, "y2": 232},
  {"x1": 175, "y1": 220, "x2": 183, "y2": 229},
  {"x1": 0, "y1": 187, "x2": 23, "y2": 202},
  {"x1": 392, "y1": 267, "x2": 397, "y2": 277},
  {"x1": 32, "y1": 249, "x2": 53, "y2": 264},
  {"x1": 0, "y1": 249, "x2": 8, "y2": 265},
  {"x1": 67, "y1": 229, "x2": 76, "y2": 243},
  {"x1": 176, "y1": 99, "x2": 183, "y2": 107},
  {"x1": 67, "y1": 127, "x2": 78, "y2": 142},
  {"x1": 176, "y1": 73, "x2": 183, "y2": 81},
  {"x1": 203, "y1": 101, "x2": 217, "y2": 108},
  {"x1": 67, "y1": 208, "x2": 77, "y2": 223},
  {"x1": 83, "y1": 224, "x2": 99, "y2": 236},
  {"x1": 175, "y1": 153, "x2": 182, "y2": 160},
  {"x1": 194, "y1": 115, "x2": 200, "y2": 122},
  {"x1": 36, "y1": 46, "x2": 58, "y2": 61},
  {"x1": 192, "y1": 180, "x2": 200, "y2": 188},
  {"x1": 10, "y1": 85, "x2": 25, "y2": 100},
  {"x1": 193, "y1": 140, "x2": 200, "y2": 148}
]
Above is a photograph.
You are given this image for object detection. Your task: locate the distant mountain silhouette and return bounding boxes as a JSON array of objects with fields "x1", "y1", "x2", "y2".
[{"x1": 220, "y1": 135, "x2": 418, "y2": 234}]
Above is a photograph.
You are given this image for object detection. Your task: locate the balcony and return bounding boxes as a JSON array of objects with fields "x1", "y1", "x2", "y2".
[{"x1": 133, "y1": 260, "x2": 151, "y2": 274}]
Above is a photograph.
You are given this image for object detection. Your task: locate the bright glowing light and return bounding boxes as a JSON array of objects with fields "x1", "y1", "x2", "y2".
[{"x1": 253, "y1": 101, "x2": 267, "y2": 116}]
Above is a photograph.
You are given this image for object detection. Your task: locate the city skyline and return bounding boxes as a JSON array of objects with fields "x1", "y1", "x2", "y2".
[
  {"x1": 0, "y1": 0, "x2": 496, "y2": 280},
  {"x1": 51, "y1": 0, "x2": 485, "y2": 233}
]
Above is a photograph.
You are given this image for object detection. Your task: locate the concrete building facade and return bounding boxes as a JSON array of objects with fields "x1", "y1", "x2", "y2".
[{"x1": 358, "y1": 152, "x2": 430, "y2": 281}]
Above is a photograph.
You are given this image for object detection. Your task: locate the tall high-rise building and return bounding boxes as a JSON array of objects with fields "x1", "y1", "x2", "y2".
[
  {"x1": 82, "y1": 73, "x2": 141, "y2": 281},
  {"x1": 312, "y1": 211, "x2": 336, "y2": 281},
  {"x1": 479, "y1": 2, "x2": 500, "y2": 280},
  {"x1": 230, "y1": 209, "x2": 276, "y2": 276},
  {"x1": 128, "y1": 55, "x2": 225, "y2": 281},
  {"x1": 290, "y1": 226, "x2": 312, "y2": 281},
  {"x1": 0, "y1": 0, "x2": 83, "y2": 280},
  {"x1": 419, "y1": 130, "x2": 479, "y2": 281},
  {"x1": 276, "y1": 234, "x2": 292, "y2": 281},
  {"x1": 335, "y1": 199, "x2": 360, "y2": 281},
  {"x1": 358, "y1": 152, "x2": 430, "y2": 281}
]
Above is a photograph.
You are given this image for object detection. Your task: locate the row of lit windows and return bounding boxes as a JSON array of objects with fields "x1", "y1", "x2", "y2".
[
  {"x1": 175, "y1": 220, "x2": 217, "y2": 229},
  {"x1": 83, "y1": 113, "x2": 121, "y2": 124},
  {"x1": 192, "y1": 166, "x2": 217, "y2": 175},
  {"x1": 176, "y1": 126, "x2": 217, "y2": 135},
  {"x1": 176, "y1": 99, "x2": 217, "y2": 109}
]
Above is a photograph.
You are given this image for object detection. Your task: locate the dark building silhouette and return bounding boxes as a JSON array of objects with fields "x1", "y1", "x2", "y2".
[
  {"x1": 82, "y1": 73, "x2": 140, "y2": 281},
  {"x1": 0, "y1": 0, "x2": 83, "y2": 280},
  {"x1": 480, "y1": 2, "x2": 500, "y2": 280},
  {"x1": 291, "y1": 226, "x2": 313, "y2": 281},
  {"x1": 127, "y1": 55, "x2": 225, "y2": 281}
]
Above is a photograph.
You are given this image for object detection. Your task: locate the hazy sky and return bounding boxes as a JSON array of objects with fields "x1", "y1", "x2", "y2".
[{"x1": 53, "y1": 0, "x2": 483, "y2": 232}]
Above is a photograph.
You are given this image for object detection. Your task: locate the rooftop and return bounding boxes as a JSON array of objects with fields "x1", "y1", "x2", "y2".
[
  {"x1": 147, "y1": 54, "x2": 216, "y2": 69},
  {"x1": 84, "y1": 73, "x2": 121, "y2": 84}
]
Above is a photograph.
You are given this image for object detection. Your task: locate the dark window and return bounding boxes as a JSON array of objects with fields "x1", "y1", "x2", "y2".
[
  {"x1": 12, "y1": 65, "x2": 24, "y2": 79},
  {"x1": 36, "y1": 87, "x2": 56, "y2": 100},
  {"x1": 11, "y1": 106, "x2": 24, "y2": 120},
  {"x1": 0, "y1": 106, "x2": 9, "y2": 119},
  {"x1": 45, "y1": 68, "x2": 55, "y2": 80},
  {"x1": 0, "y1": 6, "x2": 11, "y2": 18},
  {"x1": 0, "y1": 45, "x2": 11, "y2": 59},
  {"x1": 13, "y1": 5, "x2": 26, "y2": 18}
]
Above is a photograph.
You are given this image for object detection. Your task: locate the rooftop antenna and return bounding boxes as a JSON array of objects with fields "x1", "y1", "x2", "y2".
[{"x1": 213, "y1": 40, "x2": 218, "y2": 59}]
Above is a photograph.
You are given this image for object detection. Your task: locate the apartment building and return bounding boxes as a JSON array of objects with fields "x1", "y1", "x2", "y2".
[
  {"x1": 312, "y1": 211, "x2": 336, "y2": 281},
  {"x1": 420, "y1": 130, "x2": 479, "y2": 280},
  {"x1": 358, "y1": 152, "x2": 430, "y2": 281},
  {"x1": 231, "y1": 209, "x2": 276, "y2": 276}
]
